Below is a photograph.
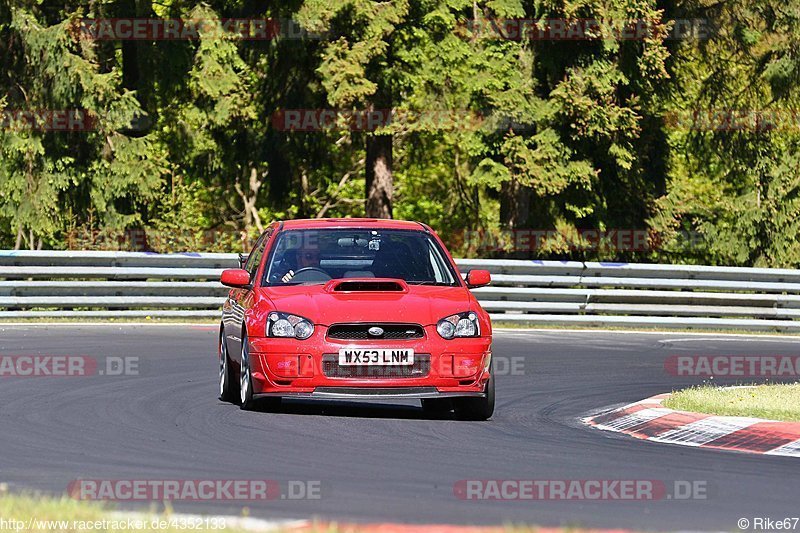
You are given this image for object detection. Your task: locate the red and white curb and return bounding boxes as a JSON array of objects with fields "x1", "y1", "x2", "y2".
[{"x1": 582, "y1": 393, "x2": 800, "y2": 457}]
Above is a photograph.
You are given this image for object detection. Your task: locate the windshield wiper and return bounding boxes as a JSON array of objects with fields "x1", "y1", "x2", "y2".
[{"x1": 406, "y1": 280, "x2": 447, "y2": 285}]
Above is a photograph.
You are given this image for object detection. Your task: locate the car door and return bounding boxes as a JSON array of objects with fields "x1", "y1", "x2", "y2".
[{"x1": 224, "y1": 230, "x2": 270, "y2": 361}]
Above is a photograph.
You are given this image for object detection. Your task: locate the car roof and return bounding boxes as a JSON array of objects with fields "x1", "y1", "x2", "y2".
[{"x1": 279, "y1": 218, "x2": 428, "y2": 231}]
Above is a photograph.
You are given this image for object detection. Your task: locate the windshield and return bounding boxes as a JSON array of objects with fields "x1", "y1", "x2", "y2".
[{"x1": 263, "y1": 228, "x2": 460, "y2": 286}]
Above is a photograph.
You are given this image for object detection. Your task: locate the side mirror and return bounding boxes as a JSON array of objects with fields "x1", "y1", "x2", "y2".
[
  {"x1": 466, "y1": 269, "x2": 491, "y2": 288},
  {"x1": 220, "y1": 269, "x2": 251, "y2": 288}
]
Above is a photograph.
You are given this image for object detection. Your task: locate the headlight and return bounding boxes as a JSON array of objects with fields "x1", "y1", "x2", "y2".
[
  {"x1": 437, "y1": 312, "x2": 480, "y2": 339},
  {"x1": 267, "y1": 312, "x2": 315, "y2": 340}
]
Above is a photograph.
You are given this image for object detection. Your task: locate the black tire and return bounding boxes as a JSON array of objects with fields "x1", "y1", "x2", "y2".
[
  {"x1": 218, "y1": 330, "x2": 237, "y2": 403},
  {"x1": 238, "y1": 331, "x2": 282, "y2": 412},
  {"x1": 239, "y1": 332, "x2": 257, "y2": 410},
  {"x1": 454, "y1": 372, "x2": 495, "y2": 421}
]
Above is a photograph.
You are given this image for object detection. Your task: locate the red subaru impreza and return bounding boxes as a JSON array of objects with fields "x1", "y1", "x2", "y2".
[{"x1": 218, "y1": 218, "x2": 494, "y2": 420}]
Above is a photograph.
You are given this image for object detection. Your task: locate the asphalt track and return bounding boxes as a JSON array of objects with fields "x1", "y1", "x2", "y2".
[{"x1": 1, "y1": 324, "x2": 799, "y2": 530}]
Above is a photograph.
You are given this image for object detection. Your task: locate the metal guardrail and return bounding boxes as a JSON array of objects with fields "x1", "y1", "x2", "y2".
[{"x1": 0, "y1": 250, "x2": 799, "y2": 331}]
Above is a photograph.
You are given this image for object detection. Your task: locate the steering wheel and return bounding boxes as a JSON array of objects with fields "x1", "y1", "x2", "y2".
[{"x1": 290, "y1": 267, "x2": 332, "y2": 283}]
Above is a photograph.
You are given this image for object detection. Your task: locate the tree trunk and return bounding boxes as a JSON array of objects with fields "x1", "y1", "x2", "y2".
[
  {"x1": 500, "y1": 179, "x2": 533, "y2": 258},
  {"x1": 235, "y1": 167, "x2": 264, "y2": 236},
  {"x1": 119, "y1": 0, "x2": 153, "y2": 120},
  {"x1": 14, "y1": 227, "x2": 22, "y2": 251},
  {"x1": 299, "y1": 170, "x2": 310, "y2": 217},
  {"x1": 500, "y1": 179, "x2": 531, "y2": 230},
  {"x1": 365, "y1": 134, "x2": 393, "y2": 218}
]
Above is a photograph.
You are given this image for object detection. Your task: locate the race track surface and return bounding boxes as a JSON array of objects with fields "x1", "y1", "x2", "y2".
[{"x1": 1, "y1": 324, "x2": 799, "y2": 530}]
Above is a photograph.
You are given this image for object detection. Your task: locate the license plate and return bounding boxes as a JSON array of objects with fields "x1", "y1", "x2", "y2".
[{"x1": 338, "y1": 348, "x2": 414, "y2": 366}]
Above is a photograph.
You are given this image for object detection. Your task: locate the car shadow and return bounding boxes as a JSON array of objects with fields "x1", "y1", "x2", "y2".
[{"x1": 251, "y1": 398, "x2": 458, "y2": 421}]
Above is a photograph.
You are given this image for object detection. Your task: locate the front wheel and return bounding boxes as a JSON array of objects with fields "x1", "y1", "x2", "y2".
[
  {"x1": 454, "y1": 372, "x2": 495, "y2": 421},
  {"x1": 238, "y1": 332, "x2": 281, "y2": 412},
  {"x1": 239, "y1": 332, "x2": 257, "y2": 410}
]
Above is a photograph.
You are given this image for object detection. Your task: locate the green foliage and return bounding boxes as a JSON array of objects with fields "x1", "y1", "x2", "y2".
[
  {"x1": 647, "y1": 0, "x2": 800, "y2": 266},
  {"x1": 0, "y1": 5, "x2": 164, "y2": 248},
  {"x1": 0, "y1": 0, "x2": 798, "y2": 267}
]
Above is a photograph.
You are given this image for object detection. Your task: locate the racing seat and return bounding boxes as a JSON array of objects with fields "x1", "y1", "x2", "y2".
[{"x1": 371, "y1": 242, "x2": 417, "y2": 279}]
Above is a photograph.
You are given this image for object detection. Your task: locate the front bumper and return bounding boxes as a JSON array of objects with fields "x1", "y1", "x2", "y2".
[
  {"x1": 247, "y1": 324, "x2": 492, "y2": 399},
  {"x1": 254, "y1": 388, "x2": 486, "y2": 401}
]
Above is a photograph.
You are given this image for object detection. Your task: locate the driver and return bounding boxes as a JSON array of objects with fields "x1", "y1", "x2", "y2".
[{"x1": 280, "y1": 247, "x2": 321, "y2": 283}]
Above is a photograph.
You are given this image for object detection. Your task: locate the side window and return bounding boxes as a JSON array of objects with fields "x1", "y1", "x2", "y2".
[
  {"x1": 244, "y1": 232, "x2": 270, "y2": 279},
  {"x1": 428, "y1": 246, "x2": 445, "y2": 282},
  {"x1": 427, "y1": 240, "x2": 455, "y2": 284}
]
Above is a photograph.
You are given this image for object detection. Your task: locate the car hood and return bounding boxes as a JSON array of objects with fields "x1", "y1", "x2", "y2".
[{"x1": 261, "y1": 284, "x2": 473, "y2": 326}]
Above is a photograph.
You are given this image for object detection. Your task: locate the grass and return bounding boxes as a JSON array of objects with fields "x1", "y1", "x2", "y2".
[
  {"x1": 0, "y1": 491, "x2": 263, "y2": 533},
  {"x1": 664, "y1": 383, "x2": 800, "y2": 422},
  {"x1": 0, "y1": 490, "x2": 600, "y2": 533}
]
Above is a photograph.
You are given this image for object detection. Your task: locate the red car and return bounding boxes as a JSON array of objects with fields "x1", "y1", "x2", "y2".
[{"x1": 218, "y1": 218, "x2": 494, "y2": 420}]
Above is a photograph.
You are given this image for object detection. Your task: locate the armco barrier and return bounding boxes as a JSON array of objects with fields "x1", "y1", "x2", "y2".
[{"x1": 0, "y1": 251, "x2": 798, "y2": 331}]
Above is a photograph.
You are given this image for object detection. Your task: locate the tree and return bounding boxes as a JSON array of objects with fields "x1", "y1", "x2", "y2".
[
  {"x1": 0, "y1": 4, "x2": 164, "y2": 249},
  {"x1": 298, "y1": 0, "x2": 410, "y2": 218},
  {"x1": 652, "y1": 0, "x2": 800, "y2": 266}
]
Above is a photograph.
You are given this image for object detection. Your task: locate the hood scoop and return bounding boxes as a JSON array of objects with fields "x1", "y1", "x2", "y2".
[{"x1": 325, "y1": 278, "x2": 409, "y2": 293}]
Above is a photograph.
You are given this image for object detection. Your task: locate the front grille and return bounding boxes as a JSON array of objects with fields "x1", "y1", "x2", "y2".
[
  {"x1": 327, "y1": 323, "x2": 424, "y2": 340},
  {"x1": 322, "y1": 354, "x2": 430, "y2": 378}
]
